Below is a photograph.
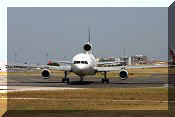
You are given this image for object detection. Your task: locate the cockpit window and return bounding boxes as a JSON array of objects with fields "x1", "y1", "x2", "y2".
[
  {"x1": 74, "y1": 61, "x2": 88, "y2": 64},
  {"x1": 81, "y1": 61, "x2": 88, "y2": 64},
  {"x1": 74, "y1": 61, "x2": 80, "y2": 64}
]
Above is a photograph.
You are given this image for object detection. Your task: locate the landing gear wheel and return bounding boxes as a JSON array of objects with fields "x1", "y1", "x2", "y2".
[
  {"x1": 66, "y1": 78, "x2": 70, "y2": 84},
  {"x1": 101, "y1": 78, "x2": 109, "y2": 84},
  {"x1": 106, "y1": 78, "x2": 109, "y2": 84},
  {"x1": 62, "y1": 78, "x2": 70, "y2": 83},
  {"x1": 62, "y1": 71, "x2": 70, "y2": 83},
  {"x1": 62, "y1": 78, "x2": 66, "y2": 83},
  {"x1": 101, "y1": 78, "x2": 105, "y2": 83}
]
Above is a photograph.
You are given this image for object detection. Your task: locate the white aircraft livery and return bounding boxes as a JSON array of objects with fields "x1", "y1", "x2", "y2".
[{"x1": 40, "y1": 29, "x2": 167, "y2": 84}]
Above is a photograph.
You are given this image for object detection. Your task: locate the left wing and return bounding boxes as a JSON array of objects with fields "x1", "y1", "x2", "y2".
[
  {"x1": 97, "y1": 61, "x2": 125, "y2": 65},
  {"x1": 95, "y1": 64, "x2": 167, "y2": 72}
]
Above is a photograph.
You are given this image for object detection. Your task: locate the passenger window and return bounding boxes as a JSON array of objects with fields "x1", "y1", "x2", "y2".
[{"x1": 85, "y1": 61, "x2": 88, "y2": 64}]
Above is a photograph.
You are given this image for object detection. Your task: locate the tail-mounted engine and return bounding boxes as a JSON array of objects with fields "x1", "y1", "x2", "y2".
[
  {"x1": 41, "y1": 69, "x2": 51, "y2": 79},
  {"x1": 119, "y1": 69, "x2": 128, "y2": 80},
  {"x1": 83, "y1": 43, "x2": 92, "y2": 52}
]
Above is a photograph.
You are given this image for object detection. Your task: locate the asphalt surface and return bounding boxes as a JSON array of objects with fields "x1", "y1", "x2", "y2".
[
  {"x1": 3, "y1": 73, "x2": 169, "y2": 88},
  {"x1": 0, "y1": 72, "x2": 170, "y2": 93}
]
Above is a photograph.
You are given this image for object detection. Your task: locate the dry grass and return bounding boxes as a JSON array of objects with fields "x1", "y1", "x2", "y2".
[
  {"x1": 169, "y1": 67, "x2": 175, "y2": 74},
  {"x1": 7, "y1": 88, "x2": 168, "y2": 110},
  {"x1": 0, "y1": 93, "x2": 7, "y2": 117},
  {"x1": 0, "y1": 72, "x2": 7, "y2": 76},
  {"x1": 0, "y1": 73, "x2": 7, "y2": 117}
]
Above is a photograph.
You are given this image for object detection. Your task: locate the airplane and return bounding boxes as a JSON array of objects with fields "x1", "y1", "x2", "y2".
[{"x1": 40, "y1": 29, "x2": 167, "y2": 84}]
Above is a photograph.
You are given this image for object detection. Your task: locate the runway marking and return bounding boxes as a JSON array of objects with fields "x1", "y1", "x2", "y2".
[
  {"x1": 0, "y1": 86, "x2": 7, "y2": 93},
  {"x1": 0, "y1": 98, "x2": 168, "y2": 103},
  {"x1": 0, "y1": 86, "x2": 85, "y2": 93},
  {"x1": 0, "y1": 84, "x2": 169, "y2": 93}
]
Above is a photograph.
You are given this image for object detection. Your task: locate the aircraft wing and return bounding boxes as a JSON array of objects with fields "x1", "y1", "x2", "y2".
[
  {"x1": 95, "y1": 66, "x2": 122, "y2": 72},
  {"x1": 7, "y1": 63, "x2": 42, "y2": 68},
  {"x1": 126, "y1": 64, "x2": 168, "y2": 69},
  {"x1": 48, "y1": 60, "x2": 73, "y2": 65},
  {"x1": 45, "y1": 65, "x2": 71, "y2": 71},
  {"x1": 7, "y1": 63, "x2": 72, "y2": 71},
  {"x1": 97, "y1": 61, "x2": 125, "y2": 65},
  {"x1": 55, "y1": 61, "x2": 73, "y2": 64},
  {"x1": 95, "y1": 64, "x2": 167, "y2": 72}
]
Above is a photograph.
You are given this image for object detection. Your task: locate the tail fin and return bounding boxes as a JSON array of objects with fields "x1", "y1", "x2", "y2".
[
  {"x1": 88, "y1": 27, "x2": 91, "y2": 43},
  {"x1": 170, "y1": 48, "x2": 175, "y2": 64},
  {"x1": 83, "y1": 27, "x2": 93, "y2": 53}
]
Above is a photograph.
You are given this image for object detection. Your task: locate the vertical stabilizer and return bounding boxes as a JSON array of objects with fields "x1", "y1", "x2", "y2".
[
  {"x1": 83, "y1": 27, "x2": 93, "y2": 53},
  {"x1": 88, "y1": 27, "x2": 91, "y2": 43},
  {"x1": 170, "y1": 48, "x2": 175, "y2": 64}
]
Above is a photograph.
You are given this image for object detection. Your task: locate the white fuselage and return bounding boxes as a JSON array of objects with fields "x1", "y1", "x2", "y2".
[{"x1": 71, "y1": 52, "x2": 97, "y2": 76}]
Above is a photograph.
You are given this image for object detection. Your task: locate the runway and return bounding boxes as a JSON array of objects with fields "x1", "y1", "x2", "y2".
[{"x1": 0, "y1": 73, "x2": 169, "y2": 92}]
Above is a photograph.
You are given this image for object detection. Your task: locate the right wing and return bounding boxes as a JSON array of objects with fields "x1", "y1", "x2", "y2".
[
  {"x1": 45, "y1": 65, "x2": 71, "y2": 71},
  {"x1": 48, "y1": 59, "x2": 73, "y2": 65},
  {"x1": 7, "y1": 63, "x2": 72, "y2": 71},
  {"x1": 54, "y1": 61, "x2": 73, "y2": 64}
]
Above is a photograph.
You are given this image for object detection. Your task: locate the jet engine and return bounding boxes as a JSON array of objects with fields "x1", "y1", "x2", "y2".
[
  {"x1": 83, "y1": 43, "x2": 92, "y2": 51},
  {"x1": 41, "y1": 69, "x2": 50, "y2": 79},
  {"x1": 119, "y1": 69, "x2": 128, "y2": 80}
]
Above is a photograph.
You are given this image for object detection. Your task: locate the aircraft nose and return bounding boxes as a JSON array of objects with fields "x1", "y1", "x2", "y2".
[
  {"x1": 73, "y1": 64, "x2": 89, "y2": 72},
  {"x1": 76, "y1": 64, "x2": 86, "y2": 70}
]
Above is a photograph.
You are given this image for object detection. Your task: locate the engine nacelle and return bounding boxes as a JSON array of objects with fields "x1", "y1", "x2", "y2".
[
  {"x1": 83, "y1": 43, "x2": 92, "y2": 51},
  {"x1": 41, "y1": 69, "x2": 50, "y2": 79},
  {"x1": 119, "y1": 70, "x2": 128, "y2": 80}
]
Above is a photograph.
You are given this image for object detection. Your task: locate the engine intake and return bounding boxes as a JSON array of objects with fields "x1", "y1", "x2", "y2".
[
  {"x1": 41, "y1": 69, "x2": 50, "y2": 79},
  {"x1": 119, "y1": 70, "x2": 128, "y2": 80},
  {"x1": 83, "y1": 44, "x2": 92, "y2": 51}
]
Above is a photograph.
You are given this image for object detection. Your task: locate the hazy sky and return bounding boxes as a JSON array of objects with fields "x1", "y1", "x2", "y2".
[{"x1": 7, "y1": 7, "x2": 168, "y2": 64}]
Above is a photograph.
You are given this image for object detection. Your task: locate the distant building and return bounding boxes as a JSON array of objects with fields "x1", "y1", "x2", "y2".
[
  {"x1": 131, "y1": 55, "x2": 147, "y2": 65},
  {"x1": 96, "y1": 54, "x2": 148, "y2": 66}
]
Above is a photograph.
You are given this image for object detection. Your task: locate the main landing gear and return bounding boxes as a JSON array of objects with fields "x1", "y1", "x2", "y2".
[
  {"x1": 101, "y1": 71, "x2": 109, "y2": 84},
  {"x1": 62, "y1": 71, "x2": 70, "y2": 84},
  {"x1": 80, "y1": 76, "x2": 84, "y2": 82}
]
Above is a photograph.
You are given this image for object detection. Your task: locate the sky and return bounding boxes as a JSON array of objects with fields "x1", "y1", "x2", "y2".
[{"x1": 7, "y1": 7, "x2": 168, "y2": 64}]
